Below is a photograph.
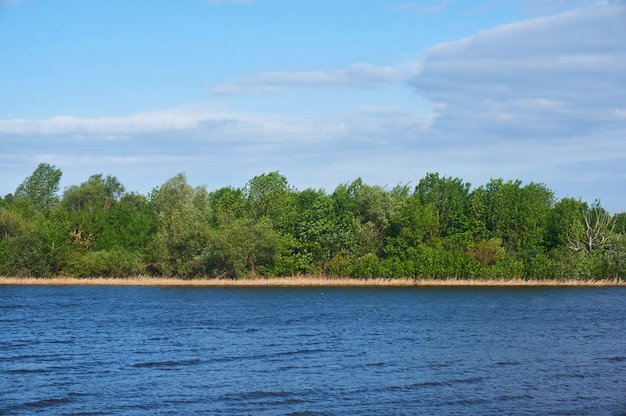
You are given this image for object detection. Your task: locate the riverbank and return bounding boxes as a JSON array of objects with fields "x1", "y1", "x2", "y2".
[{"x1": 0, "y1": 276, "x2": 624, "y2": 287}]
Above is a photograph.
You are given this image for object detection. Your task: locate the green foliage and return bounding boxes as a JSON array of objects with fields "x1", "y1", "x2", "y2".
[
  {"x1": 63, "y1": 174, "x2": 125, "y2": 212},
  {"x1": 245, "y1": 171, "x2": 295, "y2": 228},
  {"x1": 205, "y1": 217, "x2": 280, "y2": 278},
  {"x1": 330, "y1": 179, "x2": 407, "y2": 264},
  {"x1": 386, "y1": 196, "x2": 439, "y2": 256},
  {"x1": 14, "y1": 163, "x2": 62, "y2": 215},
  {"x1": 547, "y1": 198, "x2": 587, "y2": 249},
  {"x1": 469, "y1": 238, "x2": 506, "y2": 266},
  {"x1": 94, "y1": 193, "x2": 155, "y2": 252},
  {"x1": 42, "y1": 206, "x2": 74, "y2": 273},
  {"x1": 350, "y1": 253, "x2": 381, "y2": 279},
  {"x1": 469, "y1": 179, "x2": 555, "y2": 254},
  {"x1": 613, "y1": 213, "x2": 626, "y2": 234},
  {"x1": 0, "y1": 230, "x2": 51, "y2": 277},
  {"x1": 149, "y1": 173, "x2": 212, "y2": 278},
  {"x1": 208, "y1": 186, "x2": 248, "y2": 225},
  {"x1": 2, "y1": 165, "x2": 625, "y2": 280},
  {"x1": 476, "y1": 256, "x2": 525, "y2": 280},
  {"x1": 0, "y1": 207, "x2": 30, "y2": 238},
  {"x1": 65, "y1": 247, "x2": 143, "y2": 277},
  {"x1": 415, "y1": 173, "x2": 472, "y2": 240},
  {"x1": 274, "y1": 188, "x2": 337, "y2": 275},
  {"x1": 604, "y1": 234, "x2": 626, "y2": 280}
]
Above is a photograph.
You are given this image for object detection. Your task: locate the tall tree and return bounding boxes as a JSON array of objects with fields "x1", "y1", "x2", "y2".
[
  {"x1": 386, "y1": 194, "x2": 440, "y2": 257},
  {"x1": 415, "y1": 173, "x2": 472, "y2": 241},
  {"x1": 208, "y1": 186, "x2": 248, "y2": 225},
  {"x1": 277, "y1": 188, "x2": 337, "y2": 274},
  {"x1": 63, "y1": 174, "x2": 125, "y2": 212},
  {"x1": 518, "y1": 182, "x2": 554, "y2": 252},
  {"x1": 149, "y1": 173, "x2": 212, "y2": 277},
  {"x1": 245, "y1": 171, "x2": 295, "y2": 228},
  {"x1": 547, "y1": 197, "x2": 587, "y2": 250},
  {"x1": 206, "y1": 217, "x2": 280, "y2": 278},
  {"x1": 14, "y1": 163, "x2": 62, "y2": 214}
]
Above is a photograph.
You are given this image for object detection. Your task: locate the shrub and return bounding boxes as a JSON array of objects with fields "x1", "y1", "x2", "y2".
[
  {"x1": 0, "y1": 231, "x2": 51, "y2": 277},
  {"x1": 64, "y1": 247, "x2": 143, "y2": 277}
]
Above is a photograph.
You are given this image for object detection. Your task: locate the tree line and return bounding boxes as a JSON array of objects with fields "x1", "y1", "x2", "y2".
[{"x1": 1, "y1": 163, "x2": 625, "y2": 280}]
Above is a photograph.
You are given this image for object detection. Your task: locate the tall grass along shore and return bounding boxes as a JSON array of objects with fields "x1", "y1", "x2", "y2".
[{"x1": 0, "y1": 276, "x2": 623, "y2": 287}]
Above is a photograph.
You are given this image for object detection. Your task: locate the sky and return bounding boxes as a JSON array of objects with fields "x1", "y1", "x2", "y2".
[{"x1": 1, "y1": 0, "x2": 625, "y2": 212}]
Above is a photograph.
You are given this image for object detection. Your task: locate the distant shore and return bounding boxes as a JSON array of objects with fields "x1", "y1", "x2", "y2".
[{"x1": 0, "y1": 276, "x2": 624, "y2": 287}]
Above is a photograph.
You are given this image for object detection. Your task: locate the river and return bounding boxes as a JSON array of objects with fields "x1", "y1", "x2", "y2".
[{"x1": 1, "y1": 285, "x2": 625, "y2": 415}]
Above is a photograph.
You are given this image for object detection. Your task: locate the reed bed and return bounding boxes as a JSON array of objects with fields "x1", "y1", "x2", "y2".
[{"x1": 0, "y1": 276, "x2": 623, "y2": 287}]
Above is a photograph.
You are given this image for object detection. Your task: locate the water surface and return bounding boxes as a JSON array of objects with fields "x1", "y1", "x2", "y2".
[{"x1": 1, "y1": 286, "x2": 625, "y2": 415}]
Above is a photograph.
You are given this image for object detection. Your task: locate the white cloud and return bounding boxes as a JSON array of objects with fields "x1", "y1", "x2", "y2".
[
  {"x1": 408, "y1": 1, "x2": 626, "y2": 141},
  {"x1": 0, "y1": 103, "x2": 345, "y2": 146},
  {"x1": 212, "y1": 63, "x2": 415, "y2": 95},
  {"x1": 0, "y1": 103, "x2": 226, "y2": 136},
  {"x1": 0, "y1": 98, "x2": 435, "y2": 193}
]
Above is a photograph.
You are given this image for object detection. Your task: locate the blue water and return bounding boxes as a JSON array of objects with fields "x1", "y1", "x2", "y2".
[{"x1": 1, "y1": 286, "x2": 625, "y2": 415}]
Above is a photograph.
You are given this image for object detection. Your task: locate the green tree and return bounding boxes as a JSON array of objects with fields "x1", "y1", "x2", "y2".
[
  {"x1": 93, "y1": 192, "x2": 155, "y2": 252},
  {"x1": 518, "y1": 182, "x2": 554, "y2": 251},
  {"x1": 57, "y1": 176, "x2": 153, "y2": 273},
  {"x1": 276, "y1": 188, "x2": 337, "y2": 275},
  {"x1": 208, "y1": 186, "x2": 248, "y2": 225},
  {"x1": 415, "y1": 173, "x2": 472, "y2": 241},
  {"x1": 149, "y1": 173, "x2": 212, "y2": 277},
  {"x1": 0, "y1": 207, "x2": 30, "y2": 239},
  {"x1": 473, "y1": 179, "x2": 523, "y2": 248},
  {"x1": 613, "y1": 212, "x2": 626, "y2": 234},
  {"x1": 42, "y1": 206, "x2": 73, "y2": 274},
  {"x1": 0, "y1": 230, "x2": 51, "y2": 277},
  {"x1": 471, "y1": 179, "x2": 553, "y2": 252},
  {"x1": 245, "y1": 171, "x2": 296, "y2": 230},
  {"x1": 63, "y1": 173, "x2": 125, "y2": 213},
  {"x1": 205, "y1": 217, "x2": 280, "y2": 278},
  {"x1": 331, "y1": 179, "x2": 403, "y2": 259},
  {"x1": 386, "y1": 195, "x2": 440, "y2": 256},
  {"x1": 14, "y1": 163, "x2": 62, "y2": 215},
  {"x1": 547, "y1": 197, "x2": 587, "y2": 250}
]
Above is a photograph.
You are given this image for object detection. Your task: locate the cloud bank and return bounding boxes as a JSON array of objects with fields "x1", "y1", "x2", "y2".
[
  {"x1": 409, "y1": 1, "x2": 626, "y2": 141},
  {"x1": 212, "y1": 63, "x2": 416, "y2": 95}
]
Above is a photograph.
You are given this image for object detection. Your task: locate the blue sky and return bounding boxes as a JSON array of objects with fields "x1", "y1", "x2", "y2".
[{"x1": 1, "y1": 0, "x2": 625, "y2": 212}]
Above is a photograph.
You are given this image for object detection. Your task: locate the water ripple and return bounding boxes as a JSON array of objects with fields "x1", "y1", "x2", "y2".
[{"x1": 1, "y1": 286, "x2": 625, "y2": 415}]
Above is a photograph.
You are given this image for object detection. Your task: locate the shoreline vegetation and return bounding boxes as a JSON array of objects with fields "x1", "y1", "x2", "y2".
[
  {"x1": 0, "y1": 276, "x2": 624, "y2": 287},
  {"x1": 3, "y1": 165, "x2": 626, "y2": 282}
]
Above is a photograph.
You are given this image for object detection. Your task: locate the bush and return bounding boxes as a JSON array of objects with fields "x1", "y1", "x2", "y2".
[
  {"x1": 64, "y1": 247, "x2": 143, "y2": 277},
  {"x1": 350, "y1": 253, "x2": 381, "y2": 278},
  {"x1": 524, "y1": 253, "x2": 556, "y2": 280},
  {"x1": 469, "y1": 238, "x2": 505, "y2": 266},
  {"x1": 0, "y1": 231, "x2": 51, "y2": 277}
]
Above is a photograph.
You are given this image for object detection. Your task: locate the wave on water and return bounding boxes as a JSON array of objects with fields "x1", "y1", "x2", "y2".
[
  {"x1": 6, "y1": 368, "x2": 48, "y2": 374},
  {"x1": 132, "y1": 358, "x2": 202, "y2": 368},
  {"x1": 24, "y1": 397, "x2": 72, "y2": 408}
]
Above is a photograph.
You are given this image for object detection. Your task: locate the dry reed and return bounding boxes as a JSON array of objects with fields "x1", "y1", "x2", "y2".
[{"x1": 0, "y1": 276, "x2": 623, "y2": 287}]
